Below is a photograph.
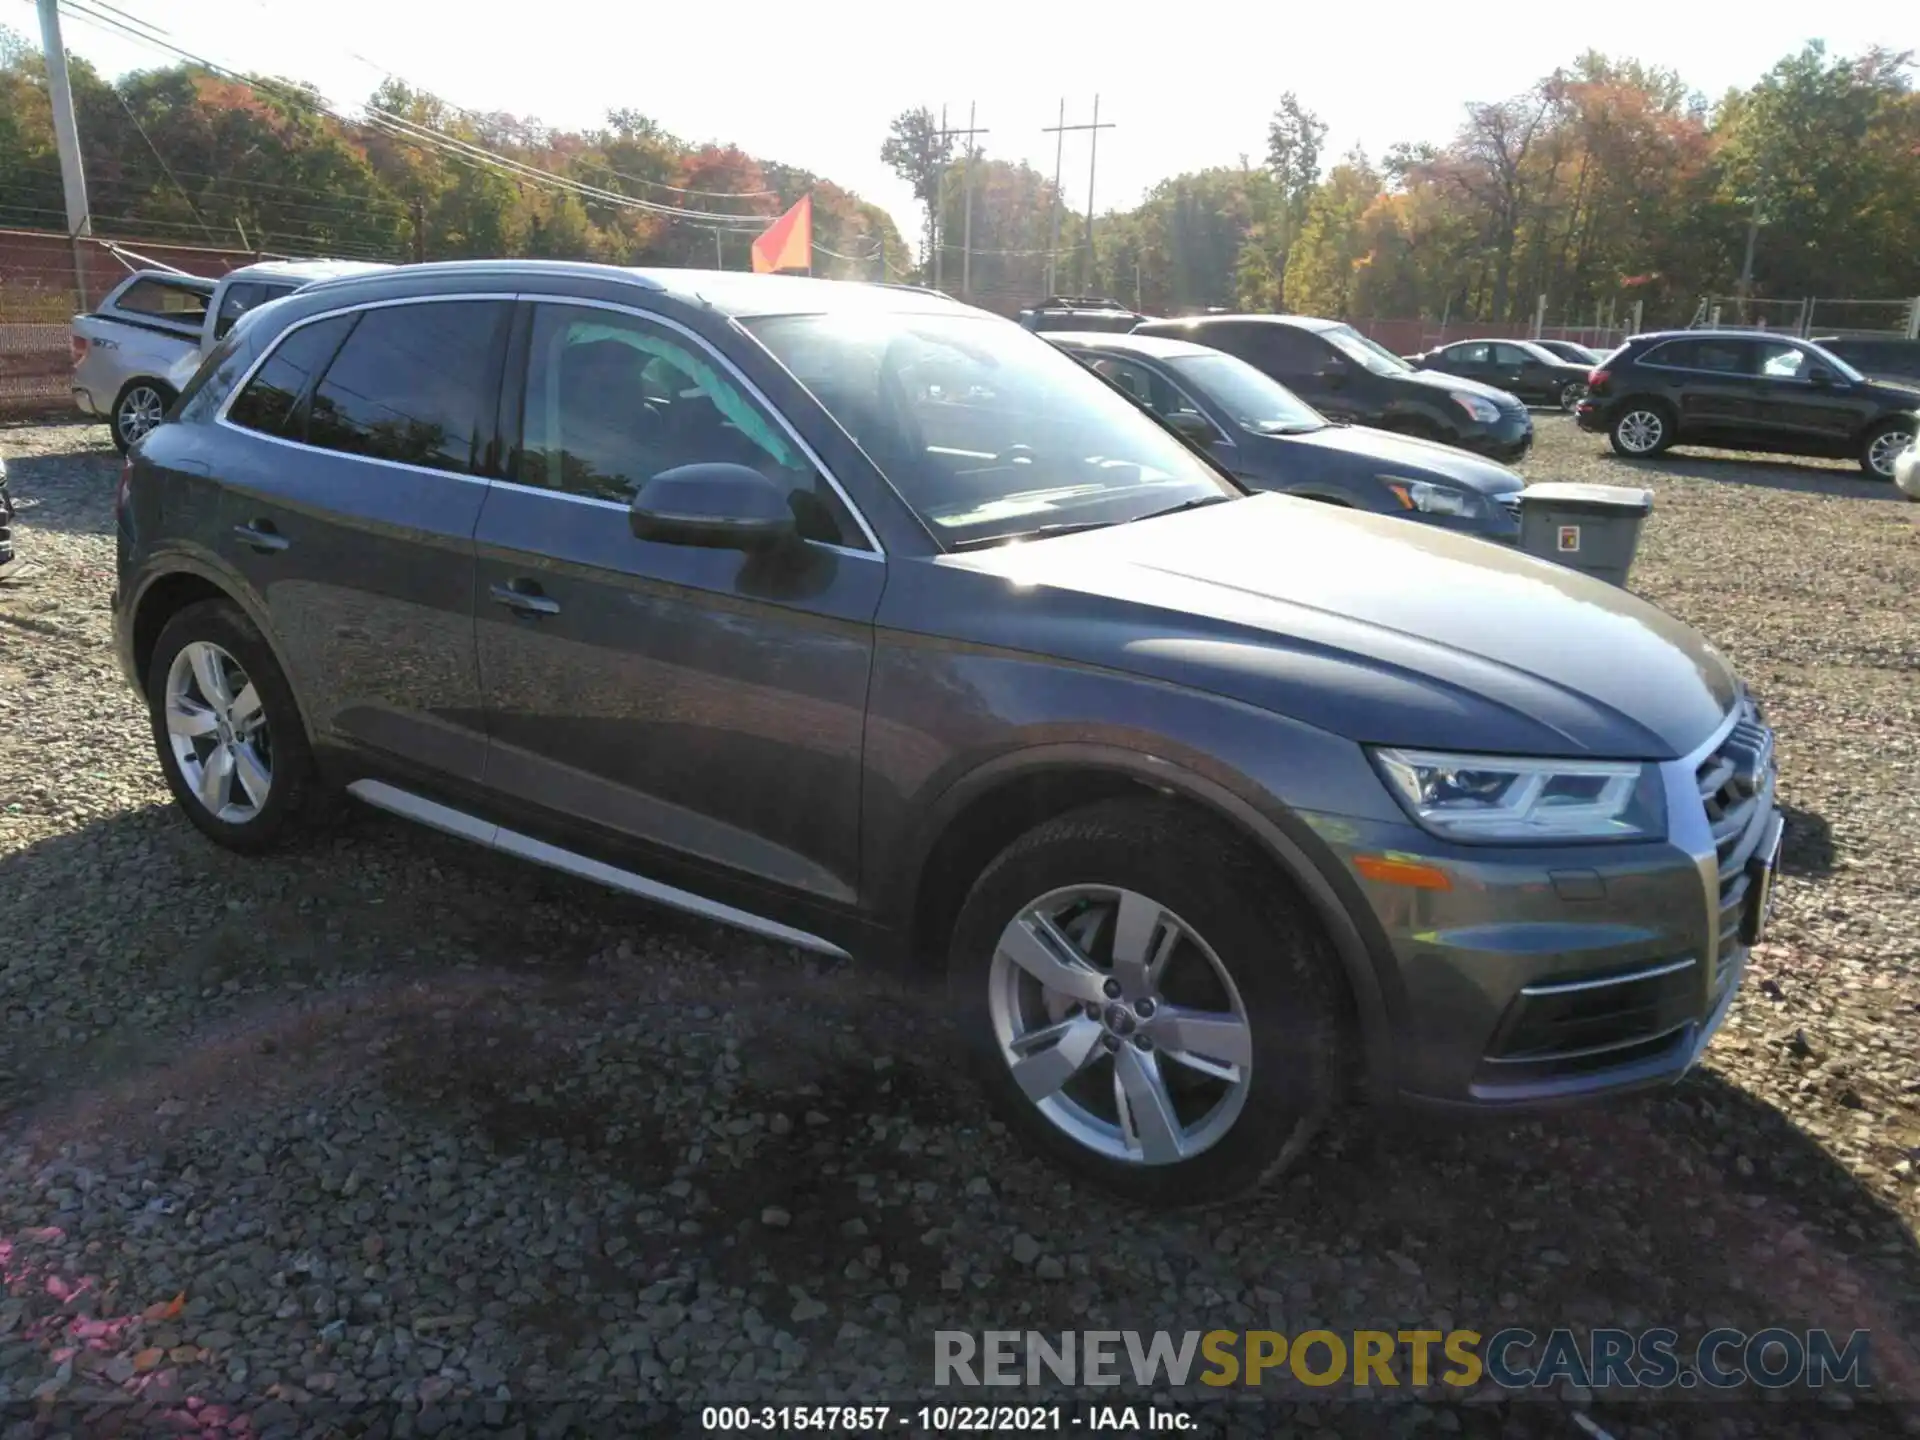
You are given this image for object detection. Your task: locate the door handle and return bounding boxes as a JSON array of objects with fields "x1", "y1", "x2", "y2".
[
  {"x1": 489, "y1": 580, "x2": 561, "y2": 617},
  {"x1": 232, "y1": 520, "x2": 289, "y2": 554}
]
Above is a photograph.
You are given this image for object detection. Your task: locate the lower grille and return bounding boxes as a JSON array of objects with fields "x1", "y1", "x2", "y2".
[{"x1": 1484, "y1": 957, "x2": 1701, "y2": 1065}]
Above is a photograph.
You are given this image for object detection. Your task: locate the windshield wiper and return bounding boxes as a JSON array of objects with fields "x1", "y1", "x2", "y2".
[
  {"x1": 949, "y1": 520, "x2": 1120, "y2": 551},
  {"x1": 1126, "y1": 494, "x2": 1238, "y2": 525}
]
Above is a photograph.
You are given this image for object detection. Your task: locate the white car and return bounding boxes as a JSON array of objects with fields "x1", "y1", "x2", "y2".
[
  {"x1": 73, "y1": 259, "x2": 391, "y2": 452},
  {"x1": 1895, "y1": 431, "x2": 1920, "y2": 502}
]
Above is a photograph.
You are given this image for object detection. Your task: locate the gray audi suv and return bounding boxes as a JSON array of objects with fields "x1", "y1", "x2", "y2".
[{"x1": 113, "y1": 262, "x2": 1782, "y2": 1205}]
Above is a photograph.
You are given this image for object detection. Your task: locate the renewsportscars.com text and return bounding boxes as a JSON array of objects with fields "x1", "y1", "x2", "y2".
[{"x1": 933, "y1": 1328, "x2": 1871, "y2": 1391}]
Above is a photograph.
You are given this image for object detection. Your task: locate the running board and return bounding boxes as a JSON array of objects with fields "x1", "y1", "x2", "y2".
[{"x1": 345, "y1": 779, "x2": 851, "y2": 958}]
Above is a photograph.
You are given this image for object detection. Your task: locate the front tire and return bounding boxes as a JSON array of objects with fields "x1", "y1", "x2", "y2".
[
  {"x1": 1608, "y1": 403, "x2": 1672, "y2": 458},
  {"x1": 948, "y1": 799, "x2": 1344, "y2": 1206},
  {"x1": 1860, "y1": 418, "x2": 1914, "y2": 481},
  {"x1": 110, "y1": 379, "x2": 174, "y2": 453},
  {"x1": 146, "y1": 599, "x2": 322, "y2": 854}
]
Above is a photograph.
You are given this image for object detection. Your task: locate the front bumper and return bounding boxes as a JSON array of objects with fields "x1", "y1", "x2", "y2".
[
  {"x1": 1574, "y1": 398, "x2": 1610, "y2": 433},
  {"x1": 1894, "y1": 441, "x2": 1920, "y2": 500},
  {"x1": 1310, "y1": 700, "x2": 1779, "y2": 1109},
  {"x1": 1462, "y1": 411, "x2": 1534, "y2": 464}
]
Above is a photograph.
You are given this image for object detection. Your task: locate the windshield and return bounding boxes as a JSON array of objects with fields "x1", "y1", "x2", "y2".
[
  {"x1": 1323, "y1": 325, "x2": 1415, "y2": 376},
  {"x1": 1166, "y1": 352, "x2": 1325, "y2": 433},
  {"x1": 1803, "y1": 341, "x2": 1868, "y2": 385},
  {"x1": 744, "y1": 312, "x2": 1237, "y2": 548}
]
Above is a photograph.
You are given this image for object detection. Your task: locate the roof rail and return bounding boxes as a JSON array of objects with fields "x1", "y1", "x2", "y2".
[{"x1": 1034, "y1": 294, "x2": 1130, "y2": 310}]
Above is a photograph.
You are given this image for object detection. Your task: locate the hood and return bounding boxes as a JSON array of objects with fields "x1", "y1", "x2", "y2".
[
  {"x1": 1273, "y1": 423, "x2": 1525, "y2": 495},
  {"x1": 946, "y1": 494, "x2": 1737, "y2": 759},
  {"x1": 1864, "y1": 377, "x2": 1920, "y2": 403},
  {"x1": 1403, "y1": 368, "x2": 1525, "y2": 404}
]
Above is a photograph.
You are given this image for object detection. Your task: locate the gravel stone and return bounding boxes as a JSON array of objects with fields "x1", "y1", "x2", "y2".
[{"x1": 3, "y1": 417, "x2": 1919, "y2": 1433}]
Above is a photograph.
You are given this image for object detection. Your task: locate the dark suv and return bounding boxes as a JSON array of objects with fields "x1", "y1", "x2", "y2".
[
  {"x1": 1016, "y1": 295, "x2": 1147, "y2": 333},
  {"x1": 1578, "y1": 330, "x2": 1920, "y2": 479},
  {"x1": 1133, "y1": 313, "x2": 1534, "y2": 462},
  {"x1": 115, "y1": 261, "x2": 1780, "y2": 1204}
]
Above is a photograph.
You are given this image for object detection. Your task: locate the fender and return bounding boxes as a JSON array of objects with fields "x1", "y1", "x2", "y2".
[
  {"x1": 124, "y1": 547, "x2": 319, "y2": 740},
  {"x1": 900, "y1": 740, "x2": 1400, "y2": 1099}
]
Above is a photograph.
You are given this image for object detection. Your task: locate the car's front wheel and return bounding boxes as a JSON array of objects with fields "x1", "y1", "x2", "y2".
[
  {"x1": 1861, "y1": 418, "x2": 1915, "y2": 481},
  {"x1": 1608, "y1": 404, "x2": 1672, "y2": 458},
  {"x1": 146, "y1": 599, "x2": 323, "y2": 853},
  {"x1": 110, "y1": 379, "x2": 174, "y2": 453},
  {"x1": 949, "y1": 799, "x2": 1344, "y2": 1206}
]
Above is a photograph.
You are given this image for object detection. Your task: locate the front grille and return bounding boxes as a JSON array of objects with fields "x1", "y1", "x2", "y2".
[
  {"x1": 1696, "y1": 702, "x2": 1776, "y2": 982},
  {"x1": 1496, "y1": 493, "x2": 1521, "y2": 521}
]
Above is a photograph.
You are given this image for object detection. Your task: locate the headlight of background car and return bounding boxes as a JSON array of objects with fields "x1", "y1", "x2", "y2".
[
  {"x1": 1369, "y1": 748, "x2": 1666, "y2": 843},
  {"x1": 1448, "y1": 393, "x2": 1501, "y2": 424},
  {"x1": 1381, "y1": 477, "x2": 1481, "y2": 517}
]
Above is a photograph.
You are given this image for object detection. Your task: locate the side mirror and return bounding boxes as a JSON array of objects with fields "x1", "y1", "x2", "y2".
[
  {"x1": 1315, "y1": 356, "x2": 1350, "y2": 384},
  {"x1": 1165, "y1": 410, "x2": 1214, "y2": 441},
  {"x1": 629, "y1": 463, "x2": 797, "y2": 552},
  {"x1": 1806, "y1": 364, "x2": 1835, "y2": 387}
]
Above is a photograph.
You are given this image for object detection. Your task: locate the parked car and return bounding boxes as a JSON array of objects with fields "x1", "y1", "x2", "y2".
[
  {"x1": 1132, "y1": 313, "x2": 1534, "y2": 463},
  {"x1": 1532, "y1": 339, "x2": 1604, "y2": 367},
  {"x1": 71, "y1": 270, "x2": 215, "y2": 451},
  {"x1": 1576, "y1": 330, "x2": 1920, "y2": 480},
  {"x1": 1807, "y1": 335, "x2": 1920, "y2": 387},
  {"x1": 1895, "y1": 433, "x2": 1920, "y2": 502},
  {"x1": 1016, "y1": 294, "x2": 1149, "y2": 333},
  {"x1": 0, "y1": 451, "x2": 13, "y2": 570},
  {"x1": 73, "y1": 260, "x2": 390, "y2": 452},
  {"x1": 1044, "y1": 331, "x2": 1522, "y2": 542},
  {"x1": 115, "y1": 261, "x2": 1780, "y2": 1205},
  {"x1": 1409, "y1": 338, "x2": 1592, "y2": 411}
]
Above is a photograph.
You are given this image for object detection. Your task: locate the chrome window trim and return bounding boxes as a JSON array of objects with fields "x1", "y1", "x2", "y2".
[
  {"x1": 514, "y1": 293, "x2": 884, "y2": 556},
  {"x1": 1063, "y1": 347, "x2": 1236, "y2": 449},
  {"x1": 1637, "y1": 337, "x2": 1834, "y2": 385}
]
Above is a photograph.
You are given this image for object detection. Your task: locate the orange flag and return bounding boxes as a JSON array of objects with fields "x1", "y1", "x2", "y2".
[{"x1": 751, "y1": 195, "x2": 812, "y2": 274}]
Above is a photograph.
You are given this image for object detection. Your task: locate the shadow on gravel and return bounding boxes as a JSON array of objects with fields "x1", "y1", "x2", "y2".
[
  {"x1": 1780, "y1": 801, "x2": 1838, "y2": 878},
  {"x1": 0, "y1": 441, "x2": 120, "y2": 537},
  {"x1": 1601, "y1": 448, "x2": 1906, "y2": 500}
]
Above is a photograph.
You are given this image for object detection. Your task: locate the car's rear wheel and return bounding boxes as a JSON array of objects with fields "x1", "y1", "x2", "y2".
[
  {"x1": 110, "y1": 379, "x2": 173, "y2": 453},
  {"x1": 1861, "y1": 419, "x2": 1914, "y2": 481},
  {"x1": 146, "y1": 599, "x2": 323, "y2": 854},
  {"x1": 1558, "y1": 380, "x2": 1586, "y2": 412},
  {"x1": 1608, "y1": 404, "x2": 1671, "y2": 458},
  {"x1": 948, "y1": 798, "x2": 1343, "y2": 1206}
]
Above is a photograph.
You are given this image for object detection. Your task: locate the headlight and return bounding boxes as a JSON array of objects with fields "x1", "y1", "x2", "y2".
[
  {"x1": 1382, "y1": 477, "x2": 1480, "y2": 517},
  {"x1": 1449, "y1": 393, "x2": 1501, "y2": 424},
  {"x1": 1369, "y1": 747, "x2": 1666, "y2": 843}
]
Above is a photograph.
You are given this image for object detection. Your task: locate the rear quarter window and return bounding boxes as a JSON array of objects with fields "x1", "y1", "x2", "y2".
[{"x1": 112, "y1": 278, "x2": 211, "y2": 324}]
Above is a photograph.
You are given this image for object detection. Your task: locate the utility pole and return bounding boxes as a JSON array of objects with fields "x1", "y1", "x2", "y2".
[
  {"x1": 1082, "y1": 95, "x2": 1114, "y2": 294},
  {"x1": 1735, "y1": 196, "x2": 1762, "y2": 321},
  {"x1": 1042, "y1": 100, "x2": 1115, "y2": 297},
  {"x1": 36, "y1": 0, "x2": 92, "y2": 307},
  {"x1": 932, "y1": 105, "x2": 989, "y2": 303},
  {"x1": 715, "y1": 230, "x2": 724, "y2": 269},
  {"x1": 410, "y1": 198, "x2": 426, "y2": 264}
]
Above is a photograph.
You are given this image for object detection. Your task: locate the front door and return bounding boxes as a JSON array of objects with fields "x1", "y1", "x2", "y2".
[
  {"x1": 211, "y1": 297, "x2": 510, "y2": 783},
  {"x1": 1749, "y1": 340, "x2": 1873, "y2": 450},
  {"x1": 472, "y1": 300, "x2": 884, "y2": 909}
]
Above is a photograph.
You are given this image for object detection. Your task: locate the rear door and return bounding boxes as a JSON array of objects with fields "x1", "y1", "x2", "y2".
[
  {"x1": 213, "y1": 296, "x2": 511, "y2": 784},
  {"x1": 471, "y1": 298, "x2": 883, "y2": 910},
  {"x1": 1641, "y1": 337, "x2": 1757, "y2": 439}
]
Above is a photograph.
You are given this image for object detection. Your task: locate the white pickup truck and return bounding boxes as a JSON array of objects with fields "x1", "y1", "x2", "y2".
[{"x1": 72, "y1": 259, "x2": 390, "y2": 451}]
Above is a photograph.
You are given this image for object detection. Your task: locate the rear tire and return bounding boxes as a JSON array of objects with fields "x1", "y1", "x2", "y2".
[
  {"x1": 1860, "y1": 418, "x2": 1914, "y2": 481},
  {"x1": 948, "y1": 798, "x2": 1344, "y2": 1207},
  {"x1": 110, "y1": 379, "x2": 174, "y2": 453},
  {"x1": 146, "y1": 599, "x2": 324, "y2": 854},
  {"x1": 1558, "y1": 380, "x2": 1586, "y2": 412},
  {"x1": 1608, "y1": 403, "x2": 1672, "y2": 458}
]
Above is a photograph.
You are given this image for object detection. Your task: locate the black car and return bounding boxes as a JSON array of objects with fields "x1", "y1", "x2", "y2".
[
  {"x1": 0, "y1": 452, "x2": 13, "y2": 569},
  {"x1": 1412, "y1": 338, "x2": 1591, "y2": 411},
  {"x1": 1808, "y1": 335, "x2": 1920, "y2": 386},
  {"x1": 1533, "y1": 338, "x2": 1603, "y2": 367},
  {"x1": 1132, "y1": 313, "x2": 1534, "y2": 463},
  {"x1": 1016, "y1": 294, "x2": 1146, "y2": 333},
  {"x1": 1576, "y1": 329, "x2": 1920, "y2": 480},
  {"x1": 1044, "y1": 331, "x2": 1522, "y2": 541}
]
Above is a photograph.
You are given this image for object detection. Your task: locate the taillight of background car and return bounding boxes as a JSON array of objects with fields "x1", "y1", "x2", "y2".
[{"x1": 71, "y1": 335, "x2": 89, "y2": 367}]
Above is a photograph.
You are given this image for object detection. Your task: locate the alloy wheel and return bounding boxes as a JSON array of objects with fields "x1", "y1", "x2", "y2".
[
  {"x1": 1560, "y1": 383, "x2": 1586, "y2": 412},
  {"x1": 987, "y1": 885, "x2": 1253, "y2": 1166},
  {"x1": 165, "y1": 640, "x2": 273, "y2": 823},
  {"x1": 118, "y1": 385, "x2": 166, "y2": 445},
  {"x1": 1867, "y1": 428, "x2": 1913, "y2": 479},
  {"x1": 1617, "y1": 409, "x2": 1664, "y2": 454}
]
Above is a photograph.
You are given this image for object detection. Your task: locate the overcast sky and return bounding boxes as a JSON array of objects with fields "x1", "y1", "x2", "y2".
[{"x1": 29, "y1": 0, "x2": 1904, "y2": 246}]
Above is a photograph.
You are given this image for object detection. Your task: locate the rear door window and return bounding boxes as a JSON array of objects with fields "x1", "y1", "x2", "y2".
[
  {"x1": 1646, "y1": 338, "x2": 1751, "y2": 374},
  {"x1": 305, "y1": 301, "x2": 511, "y2": 474}
]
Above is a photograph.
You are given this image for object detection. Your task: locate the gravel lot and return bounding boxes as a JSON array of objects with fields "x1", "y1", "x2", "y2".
[{"x1": 1, "y1": 416, "x2": 1917, "y2": 1437}]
